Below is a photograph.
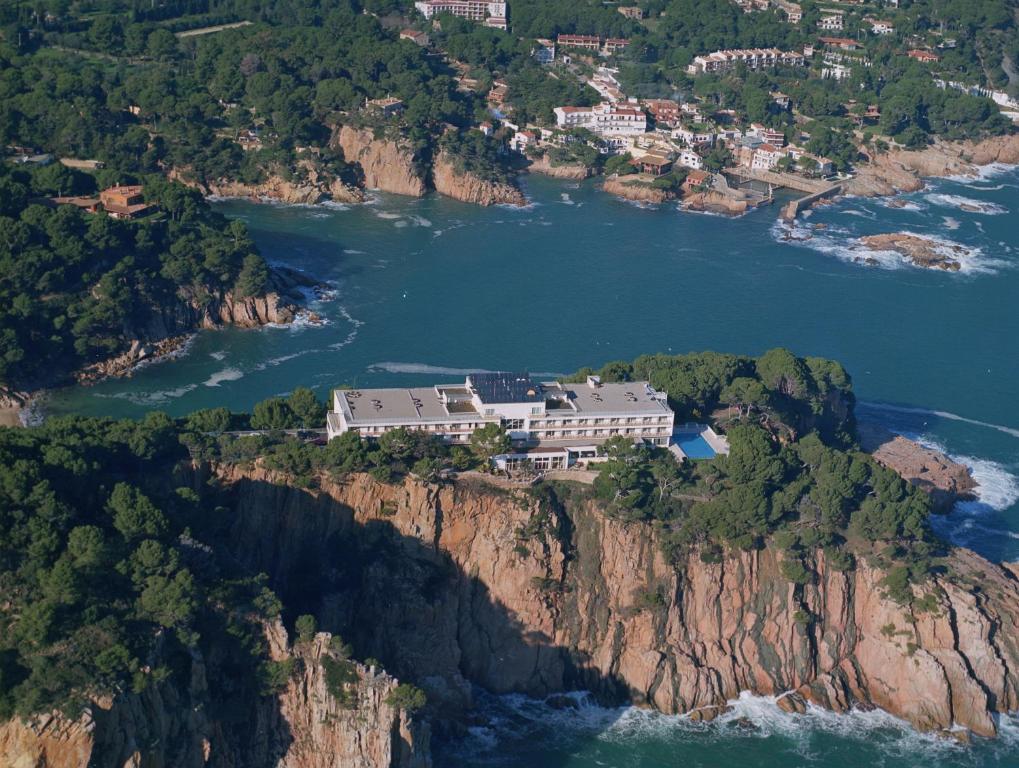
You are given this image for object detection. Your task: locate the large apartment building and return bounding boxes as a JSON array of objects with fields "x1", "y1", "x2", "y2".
[
  {"x1": 686, "y1": 48, "x2": 805, "y2": 76},
  {"x1": 327, "y1": 373, "x2": 676, "y2": 469},
  {"x1": 414, "y1": 0, "x2": 507, "y2": 28},
  {"x1": 553, "y1": 102, "x2": 647, "y2": 135}
]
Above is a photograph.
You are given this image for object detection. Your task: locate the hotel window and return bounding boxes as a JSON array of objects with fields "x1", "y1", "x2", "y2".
[
  {"x1": 503, "y1": 418, "x2": 524, "y2": 430},
  {"x1": 531, "y1": 407, "x2": 542, "y2": 415}
]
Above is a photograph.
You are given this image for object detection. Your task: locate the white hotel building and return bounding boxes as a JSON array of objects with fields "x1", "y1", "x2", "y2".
[
  {"x1": 327, "y1": 372, "x2": 675, "y2": 470},
  {"x1": 414, "y1": 0, "x2": 507, "y2": 28},
  {"x1": 553, "y1": 103, "x2": 647, "y2": 136}
]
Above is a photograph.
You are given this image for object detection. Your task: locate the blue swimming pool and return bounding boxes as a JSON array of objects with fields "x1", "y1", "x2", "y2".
[{"x1": 674, "y1": 433, "x2": 717, "y2": 459}]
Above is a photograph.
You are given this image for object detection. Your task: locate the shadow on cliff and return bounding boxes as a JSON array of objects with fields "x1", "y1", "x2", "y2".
[{"x1": 212, "y1": 475, "x2": 630, "y2": 764}]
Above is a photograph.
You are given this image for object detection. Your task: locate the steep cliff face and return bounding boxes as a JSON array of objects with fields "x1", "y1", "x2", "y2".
[
  {"x1": 74, "y1": 268, "x2": 313, "y2": 384},
  {"x1": 332, "y1": 126, "x2": 427, "y2": 197},
  {"x1": 215, "y1": 468, "x2": 1019, "y2": 740},
  {"x1": 170, "y1": 167, "x2": 364, "y2": 206},
  {"x1": 0, "y1": 623, "x2": 430, "y2": 768},
  {"x1": 431, "y1": 151, "x2": 527, "y2": 206}
]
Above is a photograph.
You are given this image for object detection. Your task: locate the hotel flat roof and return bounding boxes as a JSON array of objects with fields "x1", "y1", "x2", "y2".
[{"x1": 337, "y1": 379, "x2": 671, "y2": 425}]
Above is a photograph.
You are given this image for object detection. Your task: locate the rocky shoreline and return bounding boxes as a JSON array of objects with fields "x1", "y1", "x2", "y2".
[
  {"x1": 0, "y1": 266, "x2": 326, "y2": 426},
  {"x1": 844, "y1": 134, "x2": 1019, "y2": 198},
  {"x1": 858, "y1": 420, "x2": 977, "y2": 513}
]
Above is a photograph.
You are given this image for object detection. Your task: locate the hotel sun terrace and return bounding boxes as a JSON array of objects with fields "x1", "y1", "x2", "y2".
[{"x1": 327, "y1": 372, "x2": 729, "y2": 470}]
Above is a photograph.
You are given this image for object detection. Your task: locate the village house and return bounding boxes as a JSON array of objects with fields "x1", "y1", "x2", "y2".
[
  {"x1": 642, "y1": 99, "x2": 681, "y2": 128},
  {"x1": 750, "y1": 143, "x2": 785, "y2": 170},
  {"x1": 819, "y1": 36, "x2": 859, "y2": 51},
  {"x1": 677, "y1": 148, "x2": 704, "y2": 170},
  {"x1": 682, "y1": 169, "x2": 711, "y2": 193},
  {"x1": 672, "y1": 125, "x2": 715, "y2": 147},
  {"x1": 603, "y1": 38, "x2": 630, "y2": 54},
  {"x1": 617, "y1": 6, "x2": 643, "y2": 19},
  {"x1": 908, "y1": 49, "x2": 941, "y2": 63},
  {"x1": 400, "y1": 29, "x2": 430, "y2": 45},
  {"x1": 755, "y1": 124, "x2": 786, "y2": 145},
  {"x1": 638, "y1": 154, "x2": 673, "y2": 176},
  {"x1": 509, "y1": 130, "x2": 537, "y2": 153},
  {"x1": 817, "y1": 9, "x2": 844, "y2": 31},
  {"x1": 869, "y1": 19, "x2": 894, "y2": 35},
  {"x1": 99, "y1": 185, "x2": 151, "y2": 219},
  {"x1": 557, "y1": 33, "x2": 600, "y2": 51},
  {"x1": 774, "y1": 0, "x2": 802, "y2": 23},
  {"x1": 365, "y1": 96, "x2": 405, "y2": 117},
  {"x1": 326, "y1": 372, "x2": 677, "y2": 471}
]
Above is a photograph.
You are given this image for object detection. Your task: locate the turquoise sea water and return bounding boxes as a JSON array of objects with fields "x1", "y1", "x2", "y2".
[{"x1": 42, "y1": 170, "x2": 1019, "y2": 765}]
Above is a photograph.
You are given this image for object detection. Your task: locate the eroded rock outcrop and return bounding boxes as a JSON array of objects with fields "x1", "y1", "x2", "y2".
[
  {"x1": 602, "y1": 176, "x2": 676, "y2": 203},
  {"x1": 170, "y1": 166, "x2": 364, "y2": 206},
  {"x1": 845, "y1": 134, "x2": 1019, "y2": 197},
  {"x1": 0, "y1": 623, "x2": 430, "y2": 768},
  {"x1": 215, "y1": 468, "x2": 1019, "y2": 740},
  {"x1": 858, "y1": 422, "x2": 977, "y2": 512},
  {"x1": 332, "y1": 126, "x2": 427, "y2": 197},
  {"x1": 74, "y1": 268, "x2": 315, "y2": 384},
  {"x1": 527, "y1": 154, "x2": 594, "y2": 179},
  {"x1": 432, "y1": 151, "x2": 527, "y2": 206},
  {"x1": 856, "y1": 233, "x2": 969, "y2": 271}
]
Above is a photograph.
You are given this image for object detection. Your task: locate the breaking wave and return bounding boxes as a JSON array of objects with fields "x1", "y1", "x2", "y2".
[
  {"x1": 924, "y1": 194, "x2": 1007, "y2": 215},
  {"x1": 444, "y1": 689, "x2": 1017, "y2": 767},
  {"x1": 772, "y1": 220, "x2": 1004, "y2": 274}
]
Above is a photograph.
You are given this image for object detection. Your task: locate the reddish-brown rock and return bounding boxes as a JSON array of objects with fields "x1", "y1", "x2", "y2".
[{"x1": 214, "y1": 468, "x2": 1019, "y2": 739}]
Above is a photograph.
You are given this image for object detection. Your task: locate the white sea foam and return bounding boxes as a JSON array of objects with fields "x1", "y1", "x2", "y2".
[
  {"x1": 457, "y1": 689, "x2": 985, "y2": 764},
  {"x1": 328, "y1": 305, "x2": 364, "y2": 351},
  {"x1": 393, "y1": 220, "x2": 408, "y2": 228},
  {"x1": 319, "y1": 200, "x2": 350, "y2": 211},
  {"x1": 772, "y1": 220, "x2": 1004, "y2": 274},
  {"x1": 209, "y1": 350, "x2": 227, "y2": 361},
  {"x1": 343, "y1": 249, "x2": 366, "y2": 255},
  {"x1": 560, "y1": 192, "x2": 574, "y2": 205},
  {"x1": 97, "y1": 383, "x2": 199, "y2": 405},
  {"x1": 941, "y1": 216, "x2": 961, "y2": 230},
  {"x1": 408, "y1": 215, "x2": 432, "y2": 227},
  {"x1": 924, "y1": 194, "x2": 1007, "y2": 214},
  {"x1": 374, "y1": 211, "x2": 403, "y2": 220},
  {"x1": 369, "y1": 362, "x2": 499, "y2": 376},
  {"x1": 879, "y1": 198, "x2": 927, "y2": 212},
  {"x1": 204, "y1": 367, "x2": 244, "y2": 387}
]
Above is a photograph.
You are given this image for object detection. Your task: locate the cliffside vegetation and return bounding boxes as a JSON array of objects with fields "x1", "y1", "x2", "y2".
[
  {"x1": 568, "y1": 350, "x2": 939, "y2": 593},
  {"x1": 0, "y1": 349, "x2": 951, "y2": 724},
  {"x1": 0, "y1": 164, "x2": 273, "y2": 392}
]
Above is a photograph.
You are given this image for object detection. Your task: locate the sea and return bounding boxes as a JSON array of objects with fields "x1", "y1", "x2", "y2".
[{"x1": 41, "y1": 171, "x2": 1019, "y2": 766}]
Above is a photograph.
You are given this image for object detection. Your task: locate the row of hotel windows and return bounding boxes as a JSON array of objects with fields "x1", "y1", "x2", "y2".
[
  {"x1": 350, "y1": 423, "x2": 671, "y2": 441},
  {"x1": 530, "y1": 416, "x2": 671, "y2": 426}
]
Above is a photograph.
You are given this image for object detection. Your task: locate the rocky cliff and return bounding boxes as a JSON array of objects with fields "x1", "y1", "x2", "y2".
[
  {"x1": 332, "y1": 126, "x2": 427, "y2": 197},
  {"x1": 527, "y1": 154, "x2": 594, "y2": 179},
  {"x1": 0, "y1": 623, "x2": 430, "y2": 768},
  {"x1": 431, "y1": 151, "x2": 527, "y2": 206},
  {"x1": 214, "y1": 467, "x2": 1019, "y2": 741},
  {"x1": 74, "y1": 267, "x2": 316, "y2": 385},
  {"x1": 170, "y1": 167, "x2": 364, "y2": 206},
  {"x1": 602, "y1": 175, "x2": 677, "y2": 203},
  {"x1": 846, "y1": 134, "x2": 1019, "y2": 197}
]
